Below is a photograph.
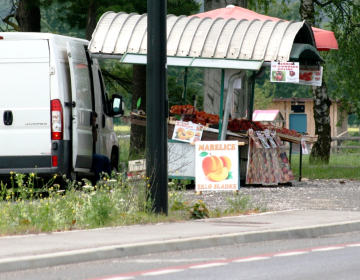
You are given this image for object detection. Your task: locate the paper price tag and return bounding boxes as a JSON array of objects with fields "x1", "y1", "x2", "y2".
[{"x1": 256, "y1": 131, "x2": 270, "y2": 149}]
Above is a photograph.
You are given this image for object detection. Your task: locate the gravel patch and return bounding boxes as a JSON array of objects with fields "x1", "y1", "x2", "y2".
[{"x1": 178, "y1": 179, "x2": 360, "y2": 212}]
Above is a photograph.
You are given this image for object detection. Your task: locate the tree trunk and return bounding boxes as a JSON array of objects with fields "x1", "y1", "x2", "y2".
[
  {"x1": 309, "y1": 82, "x2": 332, "y2": 164},
  {"x1": 203, "y1": 0, "x2": 247, "y2": 118},
  {"x1": 85, "y1": 1, "x2": 98, "y2": 41},
  {"x1": 299, "y1": 0, "x2": 315, "y2": 26},
  {"x1": 129, "y1": 64, "x2": 147, "y2": 160},
  {"x1": 14, "y1": 0, "x2": 41, "y2": 32},
  {"x1": 300, "y1": 0, "x2": 331, "y2": 164}
]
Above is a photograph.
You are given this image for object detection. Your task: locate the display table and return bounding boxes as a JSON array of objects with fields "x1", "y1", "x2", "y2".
[{"x1": 122, "y1": 115, "x2": 315, "y2": 183}]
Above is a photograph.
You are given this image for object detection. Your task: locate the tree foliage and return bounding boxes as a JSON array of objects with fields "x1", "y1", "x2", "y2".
[{"x1": 323, "y1": 1, "x2": 360, "y2": 119}]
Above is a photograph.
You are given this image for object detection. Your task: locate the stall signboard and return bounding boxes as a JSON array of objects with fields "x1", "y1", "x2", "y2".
[
  {"x1": 298, "y1": 67, "x2": 323, "y2": 86},
  {"x1": 270, "y1": 62, "x2": 299, "y2": 83},
  {"x1": 195, "y1": 141, "x2": 239, "y2": 191},
  {"x1": 172, "y1": 121, "x2": 204, "y2": 143}
]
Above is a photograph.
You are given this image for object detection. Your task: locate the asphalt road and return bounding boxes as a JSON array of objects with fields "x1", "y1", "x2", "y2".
[{"x1": 2, "y1": 231, "x2": 360, "y2": 280}]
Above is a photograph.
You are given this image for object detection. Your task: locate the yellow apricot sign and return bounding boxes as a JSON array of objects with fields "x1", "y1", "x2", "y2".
[
  {"x1": 195, "y1": 141, "x2": 239, "y2": 191},
  {"x1": 172, "y1": 121, "x2": 204, "y2": 143}
]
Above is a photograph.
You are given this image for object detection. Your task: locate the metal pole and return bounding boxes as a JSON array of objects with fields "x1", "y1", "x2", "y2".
[
  {"x1": 147, "y1": 0, "x2": 168, "y2": 214},
  {"x1": 182, "y1": 67, "x2": 188, "y2": 105},
  {"x1": 299, "y1": 144, "x2": 303, "y2": 182},
  {"x1": 218, "y1": 69, "x2": 225, "y2": 140},
  {"x1": 289, "y1": 142, "x2": 292, "y2": 164},
  {"x1": 249, "y1": 71, "x2": 255, "y2": 121}
]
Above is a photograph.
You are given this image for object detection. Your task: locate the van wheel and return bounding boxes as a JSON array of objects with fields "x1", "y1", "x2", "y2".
[{"x1": 111, "y1": 153, "x2": 118, "y2": 172}]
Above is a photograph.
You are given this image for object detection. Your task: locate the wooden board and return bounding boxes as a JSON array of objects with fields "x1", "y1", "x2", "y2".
[{"x1": 121, "y1": 116, "x2": 249, "y2": 143}]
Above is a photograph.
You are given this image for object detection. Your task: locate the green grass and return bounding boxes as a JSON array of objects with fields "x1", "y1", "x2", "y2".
[
  {"x1": 118, "y1": 137, "x2": 130, "y2": 164},
  {"x1": 348, "y1": 127, "x2": 360, "y2": 134},
  {"x1": 114, "y1": 125, "x2": 131, "y2": 134},
  {"x1": 290, "y1": 153, "x2": 360, "y2": 180},
  {"x1": 113, "y1": 125, "x2": 131, "y2": 166},
  {"x1": 0, "y1": 173, "x2": 265, "y2": 236}
]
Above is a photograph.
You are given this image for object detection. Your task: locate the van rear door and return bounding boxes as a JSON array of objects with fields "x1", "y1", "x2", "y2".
[
  {"x1": 0, "y1": 40, "x2": 51, "y2": 170},
  {"x1": 67, "y1": 42, "x2": 93, "y2": 172}
]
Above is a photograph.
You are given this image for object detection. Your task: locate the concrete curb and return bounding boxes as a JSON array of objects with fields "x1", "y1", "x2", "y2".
[{"x1": 1, "y1": 219, "x2": 360, "y2": 273}]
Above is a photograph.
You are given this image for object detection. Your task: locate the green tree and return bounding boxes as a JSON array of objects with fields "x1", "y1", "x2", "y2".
[
  {"x1": 324, "y1": 2, "x2": 360, "y2": 124},
  {"x1": 251, "y1": 0, "x2": 352, "y2": 164},
  {"x1": 1, "y1": 0, "x2": 53, "y2": 31},
  {"x1": 297, "y1": 0, "x2": 360, "y2": 164}
]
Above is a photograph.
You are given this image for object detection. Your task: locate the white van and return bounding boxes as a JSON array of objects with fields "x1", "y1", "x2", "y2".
[{"x1": 0, "y1": 32, "x2": 124, "y2": 181}]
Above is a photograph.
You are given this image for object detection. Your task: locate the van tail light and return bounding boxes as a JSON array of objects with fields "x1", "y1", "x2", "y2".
[
  {"x1": 51, "y1": 99, "x2": 63, "y2": 140},
  {"x1": 52, "y1": 156, "x2": 58, "y2": 167}
]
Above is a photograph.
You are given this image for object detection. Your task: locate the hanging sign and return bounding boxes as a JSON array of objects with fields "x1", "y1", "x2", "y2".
[
  {"x1": 299, "y1": 67, "x2": 323, "y2": 86},
  {"x1": 172, "y1": 121, "x2": 204, "y2": 143},
  {"x1": 195, "y1": 141, "x2": 239, "y2": 191},
  {"x1": 270, "y1": 62, "x2": 299, "y2": 83},
  {"x1": 301, "y1": 135, "x2": 310, "y2": 154}
]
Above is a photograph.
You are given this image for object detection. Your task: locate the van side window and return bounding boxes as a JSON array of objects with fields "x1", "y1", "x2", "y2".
[
  {"x1": 98, "y1": 70, "x2": 109, "y2": 115},
  {"x1": 74, "y1": 63, "x2": 92, "y2": 110}
]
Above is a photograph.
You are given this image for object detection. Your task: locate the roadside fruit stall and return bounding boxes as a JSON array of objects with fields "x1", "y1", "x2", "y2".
[
  {"x1": 124, "y1": 102, "x2": 316, "y2": 184},
  {"x1": 88, "y1": 10, "x2": 330, "y2": 187}
]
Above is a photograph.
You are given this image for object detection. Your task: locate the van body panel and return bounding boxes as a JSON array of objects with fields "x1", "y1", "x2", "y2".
[
  {"x1": 67, "y1": 42, "x2": 93, "y2": 171},
  {"x1": 92, "y1": 65, "x2": 115, "y2": 159},
  {"x1": 0, "y1": 40, "x2": 51, "y2": 157}
]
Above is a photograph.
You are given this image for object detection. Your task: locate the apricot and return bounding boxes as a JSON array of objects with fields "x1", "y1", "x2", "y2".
[
  {"x1": 202, "y1": 156, "x2": 223, "y2": 176},
  {"x1": 178, "y1": 131, "x2": 188, "y2": 140},
  {"x1": 207, "y1": 167, "x2": 229, "y2": 182},
  {"x1": 185, "y1": 130, "x2": 194, "y2": 139},
  {"x1": 284, "y1": 174, "x2": 291, "y2": 181},
  {"x1": 176, "y1": 127, "x2": 185, "y2": 133},
  {"x1": 220, "y1": 156, "x2": 231, "y2": 171}
]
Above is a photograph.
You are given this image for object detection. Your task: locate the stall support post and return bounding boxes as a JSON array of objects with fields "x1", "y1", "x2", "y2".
[
  {"x1": 289, "y1": 142, "x2": 292, "y2": 163},
  {"x1": 249, "y1": 71, "x2": 256, "y2": 120},
  {"x1": 182, "y1": 67, "x2": 188, "y2": 105},
  {"x1": 299, "y1": 145, "x2": 303, "y2": 182},
  {"x1": 146, "y1": 0, "x2": 168, "y2": 215},
  {"x1": 218, "y1": 69, "x2": 225, "y2": 140}
]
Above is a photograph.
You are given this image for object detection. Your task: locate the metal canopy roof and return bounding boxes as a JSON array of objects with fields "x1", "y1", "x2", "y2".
[{"x1": 89, "y1": 12, "x2": 323, "y2": 69}]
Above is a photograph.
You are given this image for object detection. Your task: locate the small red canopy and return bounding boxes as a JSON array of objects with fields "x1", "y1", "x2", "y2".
[{"x1": 191, "y1": 6, "x2": 338, "y2": 51}]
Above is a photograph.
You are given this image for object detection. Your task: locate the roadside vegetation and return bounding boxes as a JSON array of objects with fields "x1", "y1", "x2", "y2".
[
  {"x1": 2, "y1": 127, "x2": 359, "y2": 236},
  {"x1": 290, "y1": 153, "x2": 360, "y2": 180},
  {"x1": 0, "y1": 172, "x2": 264, "y2": 236}
]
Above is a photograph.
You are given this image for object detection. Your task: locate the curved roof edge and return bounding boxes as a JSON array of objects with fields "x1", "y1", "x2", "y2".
[{"x1": 89, "y1": 12, "x2": 323, "y2": 65}]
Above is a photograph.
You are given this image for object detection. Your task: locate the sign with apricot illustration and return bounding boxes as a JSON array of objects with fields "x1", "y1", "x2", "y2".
[
  {"x1": 195, "y1": 141, "x2": 239, "y2": 191},
  {"x1": 172, "y1": 121, "x2": 204, "y2": 143}
]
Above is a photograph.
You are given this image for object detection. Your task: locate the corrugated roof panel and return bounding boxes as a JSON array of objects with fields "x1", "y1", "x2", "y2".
[
  {"x1": 104, "y1": 13, "x2": 136, "y2": 54},
  {"x1": 210, "y1": 18, "x2": 235, "y2": 57},
  {"x1": 175, "y1": 17, "x2": 199, "y2": 56},
  {"x1": 188, "y1": 18, "x2": 214, "y2": 57},
  {"x1": 89, "y1": 12, "x2": 118, "y2": 53},
  {"x1": 278, "y1": 22, "x2": 306, "y2": 61},
  {"x1": 251, "y1": 21, "x2": 274, "y2": 60},
  {"x1": 226, "y1": 20, "x2": 250, "y2": 59},
  {"x1": 264, "y1": 22, "x2": 291, "y2": 61},
  {"x1": 89, "y1": 11, "x2": 323, "y2": 65},
  {"x1": 253, "y1": 21, "x2": 283, "y2": 61},
  {"x1": 249, "y1": 20, "x2": 272, "y2": 59},
  {"x1": 167, "y1": 17, "x2": 189, "y2": 56},
  {"x1": 213, "y1": 19, "x2": 237, "y2": 58},
  {"x1": 127, "y1": 15, "x2": 147, "y2": 53},
  {"x1": 239, "y1": 20, "x2": 263, "y2": 60},
  {"x1": 201, "y1": 19, "x2": 227, "y2": 57},
  {"x1": 166, "y1": 15, "x2": 180, "y2": 39}
]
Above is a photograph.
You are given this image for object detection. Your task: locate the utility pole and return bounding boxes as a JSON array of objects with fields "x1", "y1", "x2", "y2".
[{"x1": 146, "y1": 0, "x2": 168, "y2": 214}]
